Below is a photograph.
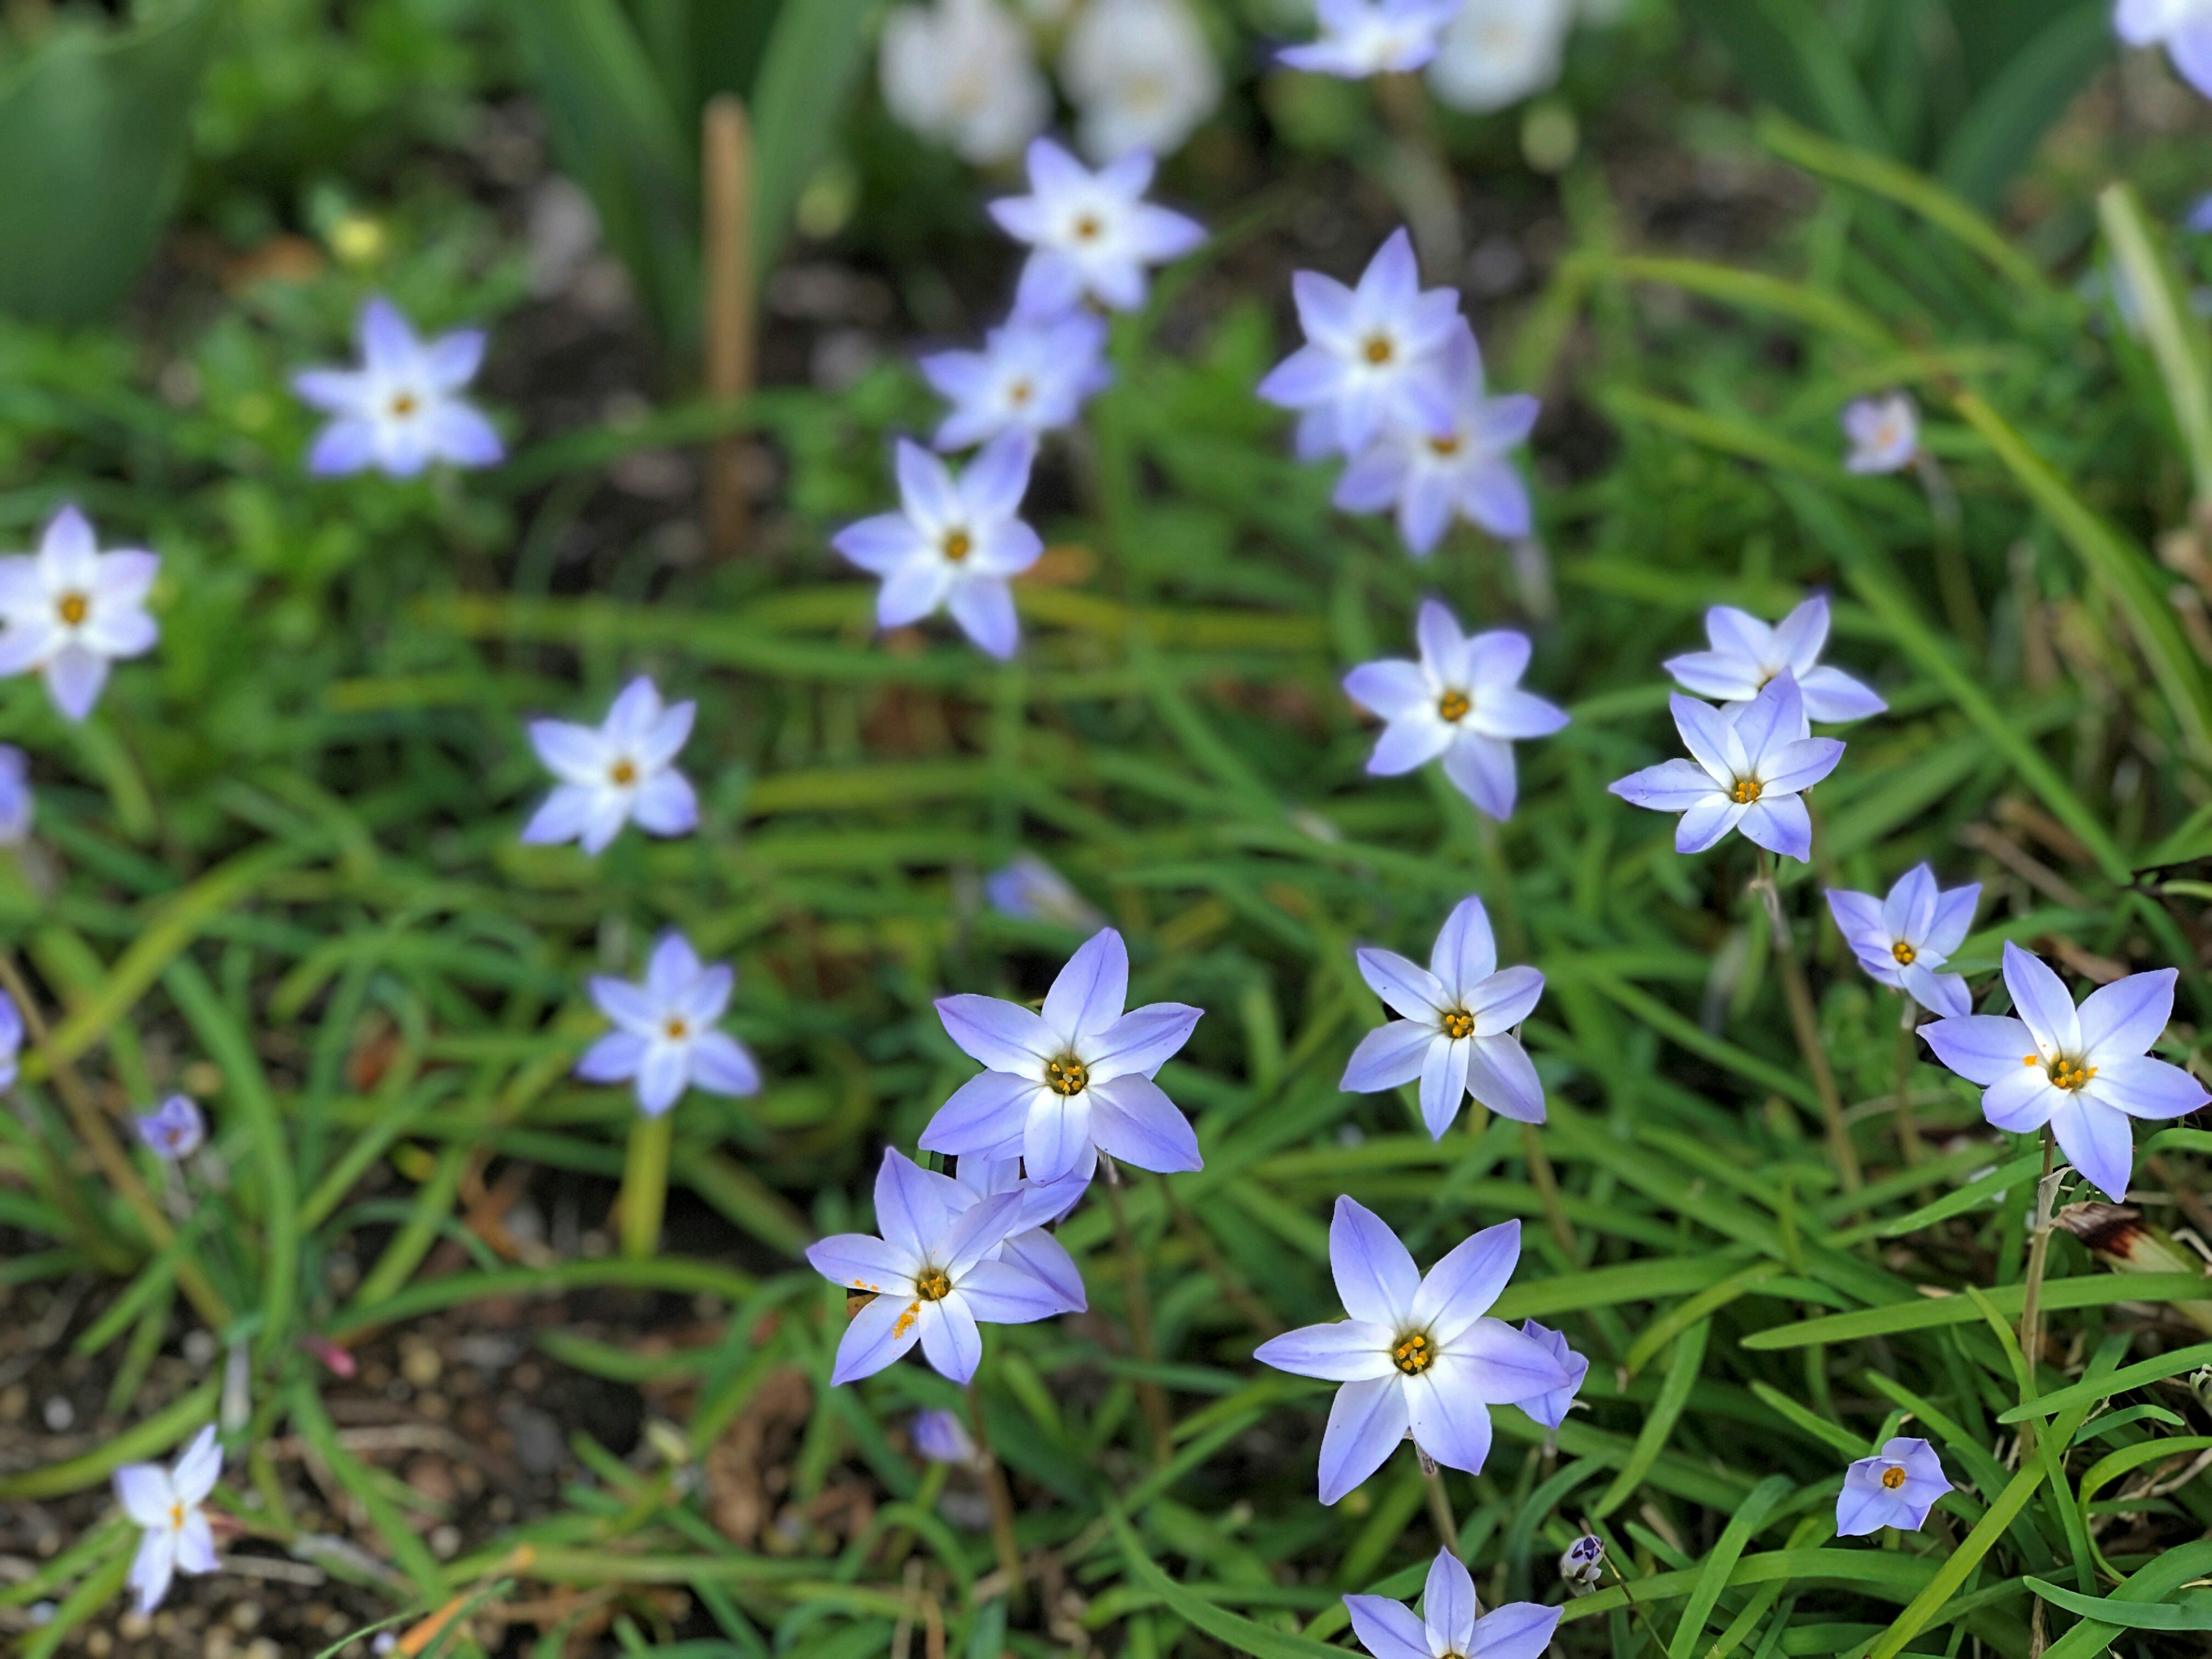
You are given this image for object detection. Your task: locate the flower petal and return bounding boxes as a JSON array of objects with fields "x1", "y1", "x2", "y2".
[
  {"x1": 2085, "y1": 1054, "x2": 2209, "y2": 1120},
  {"x1": 1342, "y1": 1020, "x2": 1435, "y2": 1093},
  {"x1": 1411, "y1": 1219, "x2": 1520, "y2": 1342},
  {"x1": 1089, "y1": 1073, "x2": 1202, "y2": 1173},
  {"x1": 1357, "y1": 948, "x2": 1448, "y2": 1022},
  {"x1": 1920, "y1": 1014, "x2": 2036, "y2": 1086},
  {"x1": 956, "y1": 1256, "x2": 1069, "y2": 1324},
  {"x1": 1086, "y1": 1001, "x2": 1200, "y2": 1082},
  {"x1": 2002, "y1": 942, "x2": 2080, "y2": 1055},
  {"x1": 917, "y1": 1297, "x2": 984, "y2": 1384},
  {"x1": 921, "y1": 1070, "x2": 1040, "y2": 1157},
  {"x1": 1402, "y1": 1362, "x2": 1494, "y2": 1475},
  {"x1": 937, "y1": 994, "x2": 1054, "y2": 1073},
  {"x1": 830, "y1": 1290, "x2": 923, "y2": 1385},
  {"x1": 1418, "y1": 1034, "x2": 1471, "y2": 1137},
  {"x1": 1340, "y1": 1596, "x2": 1430, "y2": 1659},
  {"x1": 1330, "y1": 1195, "x2": 1420, "y2": 1326},
  {"x1": 1428, "y1": 895, "x2": 1497, "y2": 999},
  {"x1": 1608, "y1": 758, "x2": 1720, "y2": 812},
  {"x1": 2077, "y1": 969, "x2": 2176, "y2": 1062},
  {"x1": 1043, "y1": 928, "x2": 1129, "y2": 1047},
  {"x1": 1980, "y1": 1063, "x2": 2059, "y2": 1132},
  {"x1": 1468, "y1": 1603, "x2": 1563, "y2": 1659},
  {"x1": 1252, "y1": 1319, "x2": 1396, "y2": 1382},
  {"x1": 1464, "y1": 1035, "x2": 1546, "y2": 1124},
  {"x1": 876, "y1": 1149, "x2": 955, "y2": 1260},
  {"x1": 1317, "y1": 1375, "x2": 1409, "y2": 1505},
  {"x1": 807, "y1": 1233, "x2": 918, "y2": 1297},
  {"x1": 1422, "y1": 1549, "x2": 1479, "y2": 1657}
]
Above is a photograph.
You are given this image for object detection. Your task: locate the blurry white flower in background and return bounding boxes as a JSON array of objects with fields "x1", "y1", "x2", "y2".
[
  {"x1": 1279, "y1": 0, "x2": 1463, "y2": 78},
  {"x1": 1427, "y1": 0, "x2": 1574, "y2": 113},
  {"x1": 880, "y1": 0, "x2": 1052, "y2": 165},
  {"x1": 1060, "y1": 0, "x2": 1221, "y2": 161}
]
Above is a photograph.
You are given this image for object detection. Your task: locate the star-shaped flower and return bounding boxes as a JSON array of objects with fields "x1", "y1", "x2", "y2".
[
  {"x1": 0, "y1": 506, "x2": 160, "y2": 722},
  {"x1": 1427, "y1": 0, "x2": 1574, "y2": 112},
  {"x1": 578, "y1": 931, "x2": 761, "y2": 1118},
  {"x1": 293, "y1": 297, "x2": 502, "y2": 478},
  {"x1": 1607, "y1": 672, "x2": 1844, "y2": 862},
  {"x1": 1279, "y1": 0, "x2": 1465, "y2": 77},
  {"x1": 1662, "y1": 594, "x2": 1886, "y2": 723},
  {"x1": 805, "y1": 1149, "x2": 1066, "y2": 1385},
  {"x1": 1343, "y1": 600, "x2": 1567, "y2": 820},
  {"x1": 989, "y1": 139, "x2": 1206, "y2": 316},
  {"x1": 919, "y1": 926, "x2": 1203, "y2": 1183},
  {"x1": 879, "y1": 0, "x2": 1051, "y2": 165},
  {"x1": 1060, "y1": 0, "x2": 1222, "y2": 162},
  {"x1": 952, "y1": 1151, "x2": 1092, "y2": 1313},
  {"x1": 1826, "y1": 864, "x2": 1980, "y2": 1018},
  {"x1": 1344, "y1": 1548, "x2": 1563, "y2": 1659},
  {"x1": 920, "y1": 310, "x2": 1112, "y2": 452},
  {"x1": 1836, "y1": 1437, "x2": 1952, "y2": 1536},
  {"x1": 1918, "y1": 943, "x2": 2209, "y2": 1200},
  {"x1": 114, "y1": 1425, "x2": 222, "y2": 1615},
  {"x1": 1342, "y1": 895, "x2": 1547, "y2": 1136},
  {"x1": 1254, "y1": 1200, "x2": 1569, "y2": 1503},
  {"x1": 1260, "y1": 229, "x2": 1463, "y2": 456},
  {"x1": 1842, "y1": 392, "x2": 1920, "y2": 475},
  {"x1": 833, "y1": 434, "x2": 1043, "y2": 660},
  {"x1": 135, "y1": 1096, "x2": 207, "y2": 1161},
  {"x1": 521, "y1": 677, "x2": 697, "y2": 855},
  {"x1": 2116, "y1": 0, "x2": 2212, "y2": 99}
]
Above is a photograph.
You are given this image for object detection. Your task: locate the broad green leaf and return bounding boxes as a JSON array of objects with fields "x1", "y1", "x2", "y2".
[{"x1": 749, "y1": 0, "x2": 879, "y2": 276}]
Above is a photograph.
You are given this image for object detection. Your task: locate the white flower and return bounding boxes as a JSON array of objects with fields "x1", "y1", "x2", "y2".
[
  {"x1": 577, "y1": 931, "x2": 761, "y2": 1117},
  {"x1": 879, "y1": 0, "x2": 1051, "y2": 164},
  {"x1": 293, "y1": 297, "x2": 502, "y2": 478},
  {"x1": 1825, "y1": 864, "x2": 1981, "y2": 1019},
  {"x1": 1662, "y1": 593, "x2": 1887, "y2": 724},
  {"x1": 113, "y1": 1425, "x2": 222, "y2": 1615},
  {"x1": 1060, "y1": 0, "x2": 1222, "y2": 161},
  {"x1": 0, "y1": 744, "x2": 32, "y2": 845},
  {"x1": 1842, "y1": 392, "x2": 1920, "y2": 475},
  {"x1": 990, "y1": 138, "x2": 1207, "y2": 316},
  {"x1": 1279, "y1": 0, "x2": 1465, "y2": 78},
  {"x1": 1427, "y1": 0, "x2": 1573, "y2": 112},
  {"x1": 1332, "y1": 324, "x2": 1540, "y2": 555},
  {"x1": 521, "y1": 677, "x2": 698, "y2": 855},
  {"x1": 2116, "y1": 0, "x2": 2212, "y2": 99},
  {"x1": 1258, "y1": 228, "x2": 1462, "y2": 455},
  {"x1": 919, "y1": 310, "x2": 1113, "y2": 451},
  {"x1": 1342, "y1": 895, "x2": 1547, "y2": 1135},
  {"x1": 0, "y1": 506, "x2": 160, "y2": 722},
  {"x1": 1607, "y1": 673, "x2": 1845, "y2": 862},
  {"x1": 832, "y1": 434, "x2": 1044, "y2": 659}
]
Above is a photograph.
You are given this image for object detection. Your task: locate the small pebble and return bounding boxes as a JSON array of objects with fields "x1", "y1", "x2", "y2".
[{"x1": 40, "y1": 1396, "x2": 73, "y2": 1431}]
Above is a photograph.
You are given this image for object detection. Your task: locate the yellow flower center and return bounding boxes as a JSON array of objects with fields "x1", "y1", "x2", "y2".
[
  {"x1": 1074, "y1": 214, "x2": 1103, "y2": 241},
  {"x1": 1441, "y1": 1009, "x2": 1475, "y2": 1040},
  {"x1": 1891, "y1": 941, "x2": 1916, "y2": 966},
  {"x1": 1430, "y1": 434, "x2": 1461, "y2": 456},
  {"x1": 1731, "y1": 777, "x2": 1763, "y2": 805},
  {"x1": 915, "y1": 1267, "x2": 952, "y2": 1301},
  {"x1": 56, "y1": 592, "x2": 88, "y2": 627},
  {"x1": 2047, "y1": 1056, "x2": 2096, "y2": 1091},
  {"x1": 1045, "y1": 1055, "x2": 1089, "y2": 1097},
  {"x1": 663, "y1": 1017, "x2": 689, "y2": 1042},
  {"x1": 168, "y1": 1502, "x2": 185, "y2": 1529},
  {"x1": 1363, "y1": 334, "x2": 1395, "y2": 365},
  {"x1": 943, "y1": 529, "x2": 972, "y2": 563},
  {"x1": 1007, "y1": 380, "x2": 1033, "y2": 406},
  {"x1": 1437, "y1": 690, "x2": 1471, "y2": 724},
  {"x1": 389, "y1": 392, "x2": 418, "y2": 418},
  {"x1": 1393, "y1": 1331, "x2": 1434, "y2": 1374},
  {"x1": 609, "y1": 758, "x2": 638, "y2": 786},
  {"x1": 1880, "y1": 1465, "x2": 1907, "y2": 1491}
]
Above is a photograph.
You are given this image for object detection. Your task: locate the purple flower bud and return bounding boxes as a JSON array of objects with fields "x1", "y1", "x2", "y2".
[{"x1": 134, "y1": 1096, "x2": 205, "y2": 1161}]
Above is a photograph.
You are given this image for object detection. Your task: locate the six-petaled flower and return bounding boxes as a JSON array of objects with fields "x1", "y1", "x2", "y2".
[
  {"x1": 1279, "y1": 0, "x2": 1464, "y2": 78},
  {"x1": 293, "y1": 297, "x2": 502, "y2": 478},
  {"x1": 1607, "y1": 672, "x2": 1845, "y2": 861},
  {"x1": 578, "y1": 931, "x2": 761, "y2": 1118},
  {"x1": 1837, "y1": 1437, "x2": 1952, "y2": 1536},
  {"x1": 114, "y1": 1425, "x2": 222, "y2": 1615},
  {"x1": 0, "y1": 506, "x2": 160, "y2": 722},
  {"x1": 921, "y1": 310, "x2": 1113, "y2": 452},
  {"x1": 1662, "y1": 595, "x2": 1886, "y2": 725},
  {"x1": 522, "y1": 676, "x2": 698, "y2": 855},
  {"x1": 990, "y1": 138, "x2": 1206, "y2": 317},
  {"x1": 1827, "y1": 864, "x2": 1981, "y2": 1018}
]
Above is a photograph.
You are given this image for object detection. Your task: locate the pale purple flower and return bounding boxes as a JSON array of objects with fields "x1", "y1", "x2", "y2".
[
  {"x1": 2188, "y1": 192, "x2": 2212, "y2": 234},
  {"x1": 879, "y1": 0, "x2": 1051, "y2": 165},
  {"x1": 578, "y1": 931, "x2": 760, "y2": 1118},
  {"x1": 293, "y1": 297, "x2": 502, "y2": 478},
  {"x1": 1606, "y1": 673, "x2": 1844, "y2": 862},
  {"x1": 1334, "y1": 324, "x2": 1539, "y2": 555},
  {"x1": 1662, "y1": 595, "x2": 1886, "y2": 724},
  {"x1": 135, "y1": 1096, "x2": 206, "y2": 1161},
  {"x1": 833, "y1": 434, "x2": 1043, "y2": 660},
  {"x1": 1919, "y1": 943, "x2": 2209, "y2": 1200},
  {"x1": 1259, "y1": 229, "x2": 1461, "y2": 456},
  {"x1": 2117, "y1": 0, "x2": 2212, "y2": 100},
  {"x1": 0, "y1": 744, "x2": 32, "y2": 845},
  {"x1": 1344, "y1": 1548, "x2": 1561, "y2": 1659},
  {"x1": 1559, "y1": 1534, "x2": 1604, "y2": 1594},
  {"x1": 1060, "y1": 0, "x2": 1221, "y2": 162},
  {"x1": 1253, "y1": 1200, "x2": 1569, "y2": 1503},
  {"x1": 989, "y1": 138, "x2": 1206, "y2": 316},
  {"x1": 1342, "y1": 895, "x2": 1547, "y2": 1136},
  {"x1": 1836, "y1": 1437, "x2": 1951, "y2": 1536},
  {"x1": 984, "y1": 851, "x2": 1105, "y2": 929},
  {"x1": 1343, "y1": 600, "x2": 1567, "y2": 820},
  {"x1": 805, "y1": 1149, "x2": 1064, "y2": 1385},
  {"x1": 1279, "y1": 0, "x2": 1464, "y2": 77},
  {"x1": 1842, "y1": 392, "x2": 1919, "y2": 475},
  {"x1": 521, "y1": 677, "x2": 697, "y2": 855},
  {"x1": 0, "y1": 506, "x2": 160, "y2": 722},
  {"x1": 114, "y1": 1425, "x2": 221, "y2": 1615},
  {"x1": 911, "y1": 1408, "x2": 981, "y2": 1466},
  {"x1": 954, "y1": 1151, "x2": 1091, "y2": 1312},
  {"x1": 1513, "y1": 1320, "x2": 1587, "y2": 1429},
  {"x1": 0, "y1": 990, "x2": 19, "y2": 1090},
  {"x1": 1826, "y1": 865, "x2": 1980, "y2": 1018},
  {"x1": 920, "y1": 927, "x2": 1203, "y2": 1183},
  {"x1": 921, "y1": 310, "x2": 1113, "y2": 452}
]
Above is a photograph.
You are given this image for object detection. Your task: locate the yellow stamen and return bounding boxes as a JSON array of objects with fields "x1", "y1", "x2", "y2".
[
  {"x1": 1074, "y1": 214, "x2": 1103, "y2": 241},
  {"x1": 1731, "y1": 777, "x2": 1763, "y2": 805},
  {"x1": 1441, "y1": 1009, "x2": 1475, "y2": 1040},
  {"x1": 608, "y1": 758, "x2": 638, "y2": 786},
  {"x1": 915, "y1": 1268, "x2": 952, "y2": 1301},
  {"x1": 2048, "y1": 1057, "x2": 2096, "y2": 1091},
  {"x1": 1437, "y1": 690, "x2": 1471, "y2": 724},
  {"x1": 390, "y1": 392, "x2": 418, "y2": 418},
  {"x1": 1891, "y1": 941, "x2": 1916, "y2": 965},
  {"x1": 56, "y1": 593, "x2": 88, "y2": 627},
  {"x1": 1045, "y1": 1055, "x2": 1089, "y2": 1097},
  {"x1": 1363, "y1": 334, "x2": 1394, "y2": 365},
  {"x1": 943, "y1": 529, "x2": 972, "y2": 563},
  {"x1": 1007, "y1": 380, "x2": 1033, "y2": 405},
  {"x1": 1429, "y1": 434, "x2": 1461, "y2": 456},
  {"x1": 664, "y1": 1017, "x2": 689, "y2": 1042},
  {"x1": 1392, "y1": 1331, "x2": 1433, "y2": 1374},
  {"x1": 1880, "y1": 1465, "x2": 1907, "y2": 1491}
]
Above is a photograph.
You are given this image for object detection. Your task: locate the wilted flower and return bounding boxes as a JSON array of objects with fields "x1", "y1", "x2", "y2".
[
  {"x1": 1342, "y1": 895, "x2": 1547, "y2": 1135},
  {"x1": 1343, "y1": 600, "x2": 1567, "y2": 821},
  {"x1": 1253, "y1": 1200, "x2": 1569, "y2": 1503},
  {"x1": 1060, "y1": 0, "x2": 1221, "y2": 162},
  {"x1": 2116, "y1": 0, "x2": 2212, "y2": 99},
  {"x1": 293, "y1": 297, "x2": 502, "y2": 478},
  {"x1": 1334, "y1": 325, "x2": 1539, "y2": 555},
  {"x1": 878, "y1": 0, "x2": 1051, "y2": 164},
  {"x1": 1345, "y1": 1548, "x2": 1561, "y2": 1659},
  {"x1": 833, "y1": 434, "x2": 1043, "y2": 660},
  {"x1": 984, "y1": 851, "x2": 1105, "y2": 928},
  {"x1": 0, "y1": 990, "x2": 18, "y2": 1089},
  {"x1": 1559, "y1": 1534, "x2": 1604, "y2": 1594},
  {"x1": 1259, "y1": 229, "x2": 1461, "y2": 456},
  {"x1": 990, "y1": 139, "x2": 1206, "y2": 316},
  {"x1": 578, "y1": 931, "x2": 760, "y2": 1118},
  {"x1": 114, "y1": 1425, "x2": 221, "y2": 1615},
  {"x1": 1279, "y1": 0, "x2": 1464, "y2": 77},
  {"x1": 0, "y1": 745, "x2": 31, "y2": 845},
  {"x1": 1606, "y1": 673, "x2": 1844, "y2": 862},
  {"x1": 920, "y1": 310, "x2": 1112, "y2": 451},
  {"x1": 0, "y1": 506, "x2": 160, "y2": 723},
  {"x1": 1837, "y1": 1437, "x2": 1952, "y2": 1536},
  {"x1": 1842, "y1": 392, "x2": 1920, "y2": 475},
  {"x1": 1662, "y1": 594, "x2": 1886, "y2": 724},
  {"x1": 910, "y1": 1408, "x2": 981, "y2": 1466},
  {"x1": 521, "y1": 677, "x2": 697, "y2": 855},
  {"x1": 806, "y1": 1149, "x2": 1065, "y2": 1385},
  {"x1": 1825, "y1": 865, "x2": 1980, "y2": 1018},
  {"x1": 135, "y1": 1096, "x2": 206, "y2": 1161},
  {"x1": 1513, "y1": 1320, "x2": 1588, "y2": 1429},
  {"x1": 1427, "y1": 0, "x2": 1574, "y2": 112},
  {"x1": 1919, "y1": 943, "x2": 2209, "y2": 1200},
  {"x1": 921, "y1": 926, "x2": 1203, "y2": 1182}
]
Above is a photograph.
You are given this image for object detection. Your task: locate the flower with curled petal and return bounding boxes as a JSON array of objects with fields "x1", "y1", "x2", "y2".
[
  {"x1": 0, "y1": 505, "x2": 159, "y2": 722},
  {"x1": 1342, "y1": 895, "x2": 1547, "y2": 1137},
  {"x1": 1344, "y1": 1548, "x2": 1562, "y2": 1659},
  {"x1": 990, "y1": 138, "x2": 1206, "y2": 316},
  {"x1": 521, "y1": 677, "x2": 697, "y2": 855},
  {"x1": 1825, "y1": 864, "x2": 1980, "y2": 1018},
  {"x1": 805, "y1": 1149, "x2": 1066, "y2": 1385},
  {"x1": 578, "y1": 932, "x2": 760, "y2": 1118},
  {"x1": 1837, "y1": 1437, "x2": 1951, "y2": 1536},
  {"x1": 1662, "y1": 594, "x2": 1886, "y2": 724},
  {"x1": 293, "y1": 297, "x2": 502, "y2": 478},
  {"x1": 1918, "y1": 942, "x2": 2209, "y2": 1200},
  {"x1": 1512, "y1": 1320, "x2": 1588, "y2": 1430},
  {"x1": 114, "y1": 1425, "x2": 222, "y2": 1615},
  {"x1": 920, "y1": 310, "x2": 1112, "y2": 452},
  {"x1": 1280, "y1": 0, "x2": 1464, "y2": 77},
  {"x1": 1605, "y1": 672, "x2": 1844, "y2": 862},
  {"x1": 1253, "y1": 1199, "x2": 1569, "y2": 1503},
  {"x1": 920, "y1": 926, "x2": 1203, "y2": 1183}
]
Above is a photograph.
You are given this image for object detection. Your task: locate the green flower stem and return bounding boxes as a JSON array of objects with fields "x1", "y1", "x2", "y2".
[
  {"x1": 1104, "y1": 1157, "x2": 1174, "y2": 1461},
  {"x1": 1753, "y1": 853, "x2": 1860, "y2": 1192},
  {"x1": 967, "y1": 1383, "x2": 1029, "y2": 1613},
  {"x1": 619, "y1": 1109, "x2": 673, "y2": 1260}
]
